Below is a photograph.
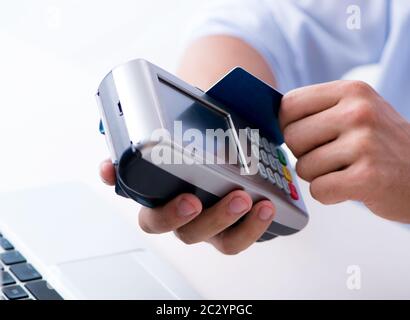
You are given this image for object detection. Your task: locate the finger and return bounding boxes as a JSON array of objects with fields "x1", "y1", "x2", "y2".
[
  {"x1": 310, "y1": 169, "x2": 358, "y2": 205},
  {"x1": 284, "y1": 106, "x2": 341, "y2": 157},
  {"x1": 296, "y1": 136, "x2": 358, "y2": 182},
  {"x1": 99, "y1": 159, "x2": 116, "y2": 185},
  {"x1": 174, "y1": 190, "x2": 252, "y2": 245},
  {"x1": 138, "y1": 194, "x2": 202, "y2": 234},
  {"x1": 280, "y1": 80, "x2": 345, "y2": 131},
  {"x1": 208, "y1": 200, "x2": 275, "y2": 255}
]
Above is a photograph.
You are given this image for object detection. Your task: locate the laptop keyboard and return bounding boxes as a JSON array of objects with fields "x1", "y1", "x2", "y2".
[{"x1": 0, "y1": 232, "x2": 63, "y2": 300}]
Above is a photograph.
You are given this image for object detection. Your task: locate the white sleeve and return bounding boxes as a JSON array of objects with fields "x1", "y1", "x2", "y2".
[{"x1": 186, "y1": 0, "x2": 388, "y2": 92}]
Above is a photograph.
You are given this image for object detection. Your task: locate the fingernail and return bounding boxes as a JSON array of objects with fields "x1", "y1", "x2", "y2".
[
  {"x1": 258, "y1": 206, "x2": 274, "y2": 221},
  {"x1": 228, "y1": 197, "x2": 249, "y2": 215},
  {"x1": 177, "y1": 199, "x2": 197, "y2": 217}
]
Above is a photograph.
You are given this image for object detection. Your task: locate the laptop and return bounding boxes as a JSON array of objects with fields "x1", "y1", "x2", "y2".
[{"x1": 0, "y1": 183, "x2": 200, "y2": 300}]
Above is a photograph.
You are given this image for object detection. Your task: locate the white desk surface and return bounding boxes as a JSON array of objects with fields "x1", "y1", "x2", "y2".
[{"x1": 1, "y1": 1, "x2": 409, "y2": 299}]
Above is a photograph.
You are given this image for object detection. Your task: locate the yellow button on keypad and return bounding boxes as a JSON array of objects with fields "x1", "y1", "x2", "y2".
[{"x1": 283, "y1": 166, "x2": 292, "y2": 182}]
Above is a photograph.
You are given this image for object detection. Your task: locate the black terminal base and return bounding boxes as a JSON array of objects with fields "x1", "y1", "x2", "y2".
[{"x1": 115, "y1": 147, "x2": 220, "y2": 209}]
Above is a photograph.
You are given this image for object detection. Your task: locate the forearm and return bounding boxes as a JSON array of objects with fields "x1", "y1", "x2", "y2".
[{"x1": 177, "y1": 35, "x2": 277, "y2": 90}]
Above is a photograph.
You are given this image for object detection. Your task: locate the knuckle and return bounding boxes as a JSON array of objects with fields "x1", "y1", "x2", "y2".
[
  {"x1": 138, "y1": 215, "x2": 155, "y2": 234},
  {"x1": 345, "y1": 100, "x2": 376, "y2": 128},
  {"x1": 280, "y1": 91, "x2": 299, "y2": 125},
  {"x1": 309, "y1": 180, "x2": 331, "y2": 205},
  {"x1": 283, "y1": 124, "x2": 299, "y2": 153},
  {"x1": 309, "y1": 181, "x2": 323, "y2": 203},
  {"x1": 281, "y1": 90, "x2": 298, "y2": 110},
  {"x1": 174, "y1": 228, "x2": 197, "y2": 245},
  {"x1": 343, "y1": 80, "x2": 373, "y2": 96},
  {"x1": 218, "y1": 239, "x2": 242, "y2": 256},
  {"x1": 295, "y1": 158, "x2": 312, "y2": 182},
  {"x1": 138, "y1": 208, "x2": 176, "y2": 234}
]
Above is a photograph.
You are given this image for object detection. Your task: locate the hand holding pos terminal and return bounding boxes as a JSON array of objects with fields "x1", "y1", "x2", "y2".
[{"x1": 96, "y1": 59, "x2": 308, "y2": 241}]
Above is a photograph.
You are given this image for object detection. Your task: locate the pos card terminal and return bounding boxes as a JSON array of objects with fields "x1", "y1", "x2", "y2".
[{"x1": 96, "y1": 59, "x2": 308, "y2": 241}]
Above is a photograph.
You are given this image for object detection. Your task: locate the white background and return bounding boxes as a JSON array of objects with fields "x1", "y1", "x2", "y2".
[{"x1": 1, "y1": 0, "x2": 410, "y2": 299}]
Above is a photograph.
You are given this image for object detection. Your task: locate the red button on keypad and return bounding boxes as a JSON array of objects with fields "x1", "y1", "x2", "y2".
[{"x1": 288, "y1": 182, "x2": 299, "y2": 200}]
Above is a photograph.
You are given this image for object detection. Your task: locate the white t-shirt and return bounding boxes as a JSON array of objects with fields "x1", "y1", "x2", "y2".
[{"x1": 188, "y1": 0, "x2": 410, "y2": 121}]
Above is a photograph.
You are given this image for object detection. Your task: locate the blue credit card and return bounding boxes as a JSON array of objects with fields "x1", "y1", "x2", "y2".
[{"x1": 206, "y1": 67, "x2": 284, "y2": 145}]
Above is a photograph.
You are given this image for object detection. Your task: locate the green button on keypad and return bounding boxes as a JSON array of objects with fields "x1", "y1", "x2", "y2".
[{"x1": 277, "y1": 148, "x2": 287, "y2": 166}]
